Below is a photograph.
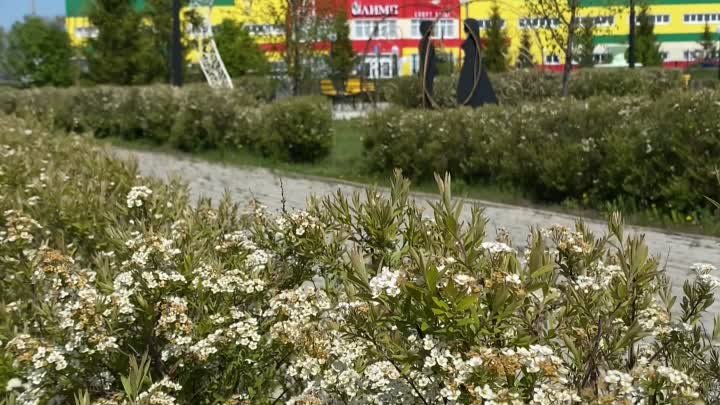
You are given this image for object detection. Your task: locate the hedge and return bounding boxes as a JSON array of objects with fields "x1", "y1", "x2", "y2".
[
  {"x1": 0, "y1": 84, "x2": 333, "y2": 162},
  {"x1": 364, "y1": 89, "x2": 720, "y2": 217},
  {"x1": 378, "y1": 68, "x2": 685, "y2": 108}
]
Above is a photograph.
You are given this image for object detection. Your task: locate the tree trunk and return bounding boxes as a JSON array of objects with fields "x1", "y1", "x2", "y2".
[
  {"x1": 170, "y1": 0, "x2": 183, "y2": 87},
  {"x1": 561, "y1": 6, "x2": 578, "y2": 97},
  {"x1": 628, "y1": 0, "x2": 636, "y2": 68}
]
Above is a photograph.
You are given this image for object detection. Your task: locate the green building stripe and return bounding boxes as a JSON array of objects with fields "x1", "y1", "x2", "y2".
[
  {"x1": 595, "y1": 32, "x2": 720, "y2": 44},
  {"x1": 582, "y1": 0, "x2": 720, "y2": 6},
  {"x1": 66, "y1": 0, "x2": 235, "y2": 17}
]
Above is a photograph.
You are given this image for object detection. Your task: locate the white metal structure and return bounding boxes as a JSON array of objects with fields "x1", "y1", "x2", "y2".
[{"x1": 189, "y1": 0, "x2": 234, "y2": 89}]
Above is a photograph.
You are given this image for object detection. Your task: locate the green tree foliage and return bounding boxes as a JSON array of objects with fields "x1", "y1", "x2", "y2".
[
  {"x1": 635, "y1": 5, "x2": 663, "y2": 66},
  {"x1": 327, "y1": 10, "x2": 355, "y2": 81},
  {"x1": 699, "y1": 23, "x2": 717, "y2": 62},
  {"x1": 1, "y1": 16, "x2": 76, "y2": 87},
  {"x1": 85, "y1": 0, "x2": 146, "y2": 84},
  {"x1": 0, "y1": 28, "x2": 7, "y2": 76},
  {"x1": 576, "y1": 18, "x2": 596, "y2": 68},
  {"x1": 213, "y1": 20, "x2": 269, "y2": 77},
  {"x1": 516, "y1": 29, "x2": 534, "y2": 68},
  {"x1": 483, "y1": 4, "x2": 508, "y2": 72},
  {"x1": 85, "y1": 0, "x2": 185, "y2": 85}
]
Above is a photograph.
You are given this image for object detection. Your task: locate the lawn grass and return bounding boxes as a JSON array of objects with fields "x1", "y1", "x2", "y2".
[{"x1": 108, "y1": 119, "x2": 720, "y2": 237}]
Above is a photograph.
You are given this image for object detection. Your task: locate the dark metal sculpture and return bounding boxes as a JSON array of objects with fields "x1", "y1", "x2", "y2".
[
  {"x1": 457, "y1": 18, "x2": 498, "y2": 107},
  {"x1": 418, "y1": 20, "x2": 438, "y2": 109}
]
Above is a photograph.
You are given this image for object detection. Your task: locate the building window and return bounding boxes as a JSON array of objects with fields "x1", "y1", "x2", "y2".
[
  {"x1": 243, "y1": 24, "x2": 283, "y2": 37},
  {"x1": 592, "y1": 53, "x2": 613, "y2": 64},
  {"x1": 545, "y1": 54, "x2": 561, "y2": 65},
  {"x1": 660, "y1": 51, "x2": 668, "y2": 60},
  {"x1": 476, "y1": 19, "x2": 506, "y2": 29},
  {"x1": 519, "y1": 17, "x2": 560, "y2": 29},
  {"x1": 411, "y1": 54, "x2": 420, "y2": 74},
  {"x1": 410, "y1": 19, "x2": 458, "y2": 39},
  {"x1": 576, "y1": 16, "x2": 615, "y2": 27},
  {"x1": 635, "y1": 15, "x2": 670, "y2": 26},
  {"x1": 683, "y1": 50, "x2": 703, "y2": 60},
  {"x1": 75, "y1": 26, "x2": 98, "y2": 39},
  {"x1": 353, "y1": 19, "x2": 398, "y2": 39},
  {"x1": 683, "y1": 13, "x2": 720, "y2": 24}
]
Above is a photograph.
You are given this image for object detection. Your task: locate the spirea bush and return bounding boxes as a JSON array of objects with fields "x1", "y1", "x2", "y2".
[
  {"x1": 364, "y1": 90, "x2": 720, "y2": 219},
  {"x1": 1, "y1": 114, "x2": 720, "y2": 405},
  {"x1": 379, "y1": 69, "x2": 685, "y2": 108},
  {"x1": 0, "y1": 84, "x2": 332, "y2": 162}
]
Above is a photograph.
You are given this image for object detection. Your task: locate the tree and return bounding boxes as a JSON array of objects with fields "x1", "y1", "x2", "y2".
[
  {"x1": 516, "y1": 29, "x2": 535, "y2": 68},
  {"x1": 576, "y1": 18, "x2": 595, "y2": 68},
  {"x1": 213, "y1": 20, "x2": 269, "y2": 76},
  {"x1": 483, "y1": 4, "x2": 508, "y2": 72},
  {"x1": 1, "y1": 16, "x2": 76, "y2": 87},
  {"x1": 524, "y1": 0, "x2": 583, "y2": 96},
  {"x1": 85, "y1": 0, "x2": 146, "y2": 84},
  {"x1": 260, "y1": 0, "x2": 333, "y2": 95},
  {"x1": 699, "y1": 23, "x2": 717, "y2": 62},
  {"x1": 0, "y1": 27, "x2": 7, "y2": 78},
  {"x1": 85, "y1": 0, "x2": 184, "y2": 85},
  {"x1": 327, "y1": 10, "x2": 355, "y2": 81},
  {"x1": 635, "y1": 5, "x2": 662, "y2": 66}
]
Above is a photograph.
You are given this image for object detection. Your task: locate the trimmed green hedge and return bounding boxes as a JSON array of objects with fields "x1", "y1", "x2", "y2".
[
  {"x1": 0, "y1": 85, "x2": 333, "y2": 162},
  {"x1": 378, "y1": 68, "x2": 685, "y2": 108},
  {"x1": 364, "y1": 89, "x2": 720, "y2": 217}
]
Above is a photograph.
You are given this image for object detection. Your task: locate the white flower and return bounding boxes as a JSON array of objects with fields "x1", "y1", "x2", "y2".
[
  {"x1": 475, "y1": 384, "x2": 497, "y2": 400},
  {"x1": 368, "y1": 267, "x2": 402, "y2": 298},
  {"x1": 698, "y1": 274, "x2": 720, "y2": 289},
  {"x1": 6, "y1": 378, "x2": 23, "y2": 391},
  {"x1": 691, "y1": 262, "x2": 716, "y2": 274},
  {"x1": 504, "y1": 273, "x2": 521, "y2": 285},
  {"x1": 453, "y1": 273, "x2": 475, "y2": 286},
  {"x1": 126, "y1": 186, "x2": 153, "y2": 208},
  {"x1": 481, "y1": 241, "x2": 514, "y2": 254}
]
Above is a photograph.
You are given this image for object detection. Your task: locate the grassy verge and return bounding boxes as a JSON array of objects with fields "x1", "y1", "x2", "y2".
[{"x1": 107, "y1": 119, "x2": 720, "y2": 237}]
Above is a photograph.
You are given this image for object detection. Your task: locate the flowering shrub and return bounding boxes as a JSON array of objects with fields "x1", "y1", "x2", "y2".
[
  {"x1": 0, "y1": 85, "x2": 332, "y2": 161},
  {"x1": 364, "y1": 90, "x2": 720, "y2": 221},
  {"x1": 1, "y1": 114, "x2": 720, "y2": 405},
  {"x1": 379, "y1": 69, "x2": 685, "y2": 108}
]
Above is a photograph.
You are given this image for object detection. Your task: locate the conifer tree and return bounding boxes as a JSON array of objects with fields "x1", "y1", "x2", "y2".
[
  {"x1": 483, "y1": 4, "x2": 508, "y2": 72},
  {"x1": 635, "y1": 5, "x2": 663, "y2": 66}
]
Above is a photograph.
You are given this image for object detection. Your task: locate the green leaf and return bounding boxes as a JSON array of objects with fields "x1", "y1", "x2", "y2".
[
  {"x1": 457, "y1": 295, "x2": 477, "y2": 312},
  {"x1": 426, "y1": 266, "x2": 439, "y2": 292}
]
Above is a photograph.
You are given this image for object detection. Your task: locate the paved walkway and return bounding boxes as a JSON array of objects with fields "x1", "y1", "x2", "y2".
[{"x1": 112, "y1": 147, "x2": 720, "y2": 320}]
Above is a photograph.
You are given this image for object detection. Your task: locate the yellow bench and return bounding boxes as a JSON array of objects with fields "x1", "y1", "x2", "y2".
[
  {"x1": 362, "y1": 80, "x2": 376, "y2": 94},
  {"x1": 320, "y1": 79, "x2": 340, "y2": 97},
  {"x1": 320, "y1": 78, "x2": 377, "y2": 104}
]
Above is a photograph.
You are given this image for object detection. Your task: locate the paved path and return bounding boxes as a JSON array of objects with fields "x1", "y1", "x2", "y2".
[{"x1": 112, "y1": 147, "x2": 720, "y2": 320}]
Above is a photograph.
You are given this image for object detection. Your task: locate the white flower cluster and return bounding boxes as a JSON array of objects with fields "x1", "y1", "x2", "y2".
[
  {"x1": 604, "y1": 369, "x2": 635, "y2": 398},
  {"x1": 571, "y1": 261, "x2": 621, "y2": 293},
  {"x1": 637, "y1": 303, "x2": 671, "y2": 336},
  {"x1": 133, "y1": 378, "x2": 182, "y2": 405},
  {"x1": 126, "y1": 185, "x2": 152, "y2": 208},
  {"x1": 191, "y1": 263, "x2": 265, "y2": 295},
  {"x1": 481, "y1": 241, "x2": 514, "y2": 254},
  {"x1": 545, "y1": 225, "x2": 592, "y2": 255},
  {"x1": 156, "y1": 296, "x2": 193, "y2": 361},
  {"x1": 368, "y1": 266, "x2": 402, "y2": 298},
  {"x1": 0, "y1": 209, "x2": 42, "y2": 244},
  {"x1": 265, "y1": 287, "x2": 332, "y2": 342},
  {"x1": 692, "y1": 262, "x2": 720, "y2": 289},
  {"x1": 288, "y1": 211, "x2": 321, "y2": 237}
]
